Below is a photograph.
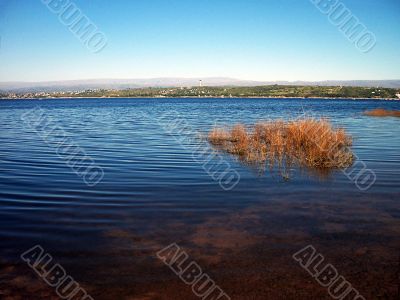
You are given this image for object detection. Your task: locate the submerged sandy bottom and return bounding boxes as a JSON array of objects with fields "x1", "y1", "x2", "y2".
[{"x1": 1, "y1": 191, "x2": 399, "y2": 300}]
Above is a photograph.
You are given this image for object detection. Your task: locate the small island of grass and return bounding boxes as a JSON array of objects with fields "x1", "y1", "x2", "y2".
[
  {"x1": 208, "y1": 118, "x2": 354, "y2": 178},
  {"x1": 364, "y1": 108, "x2": 400, "y2": 117}
]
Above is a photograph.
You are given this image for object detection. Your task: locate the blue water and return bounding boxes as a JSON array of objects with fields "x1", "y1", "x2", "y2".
[{"x1": 0, "y1": 98, "x2": 399, "y2": 299}]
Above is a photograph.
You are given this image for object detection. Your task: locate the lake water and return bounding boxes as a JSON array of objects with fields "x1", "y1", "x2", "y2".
[{"x1": 0, "y1": 98, "x2": 399, "y2": 299}]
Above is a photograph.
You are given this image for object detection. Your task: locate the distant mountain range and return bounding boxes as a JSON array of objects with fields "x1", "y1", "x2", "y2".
[{"x1": 1, "y1": 78, "x2": 399, "y2": 93}]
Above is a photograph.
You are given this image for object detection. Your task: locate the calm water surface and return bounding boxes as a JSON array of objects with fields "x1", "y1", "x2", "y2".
[{"x1": 0, "y1": 98, "x2": 399, "y2": 299}]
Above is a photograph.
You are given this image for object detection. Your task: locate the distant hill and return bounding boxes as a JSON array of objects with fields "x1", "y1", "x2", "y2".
[
  {"x1": 0, "y1": 78, "x2": 399, "y2": 93},
  {"x1": 285, "y1": 80, "x2": 400, "y2": 89}
]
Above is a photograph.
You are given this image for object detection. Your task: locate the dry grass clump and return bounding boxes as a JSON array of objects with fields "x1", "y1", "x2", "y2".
[
  {"x1": 208, "y1": 128, "x2": 230, "y2": 145},
  {"x1": 364, "y1": 108, "x2": 400, "y2": 117},
  {"x1": 208, "y1": 118, "x2": 354, "y2": 173}
]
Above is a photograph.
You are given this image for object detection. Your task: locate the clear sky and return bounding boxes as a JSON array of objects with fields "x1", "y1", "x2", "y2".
[{"x1": 0, "y1": 0, "x2": 399, "y2": 82}]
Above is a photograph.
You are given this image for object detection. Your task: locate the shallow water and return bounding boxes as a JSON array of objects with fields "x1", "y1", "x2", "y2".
[{"x1": 0, "y1": 98, "x2": 399, "y2": 299}]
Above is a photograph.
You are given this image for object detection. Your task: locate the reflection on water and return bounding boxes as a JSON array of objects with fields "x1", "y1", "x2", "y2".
[{"x1": 0, "y1": 98, "x2": 399, "y2": 299}]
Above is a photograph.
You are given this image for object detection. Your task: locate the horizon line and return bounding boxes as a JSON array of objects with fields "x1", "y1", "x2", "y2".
[{"x1": 1, "y1": 77, "x2": 400, "y2": 84}]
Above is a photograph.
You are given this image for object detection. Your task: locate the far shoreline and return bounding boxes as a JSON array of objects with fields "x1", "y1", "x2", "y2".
[{"x1": 1, "y1": 96, "x2": 399, "y2": 101}]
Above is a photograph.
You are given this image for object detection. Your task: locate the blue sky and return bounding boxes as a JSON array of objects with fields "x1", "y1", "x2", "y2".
[{"x1": 0, "y1": 0, "x2": 399, "y2": 82}]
